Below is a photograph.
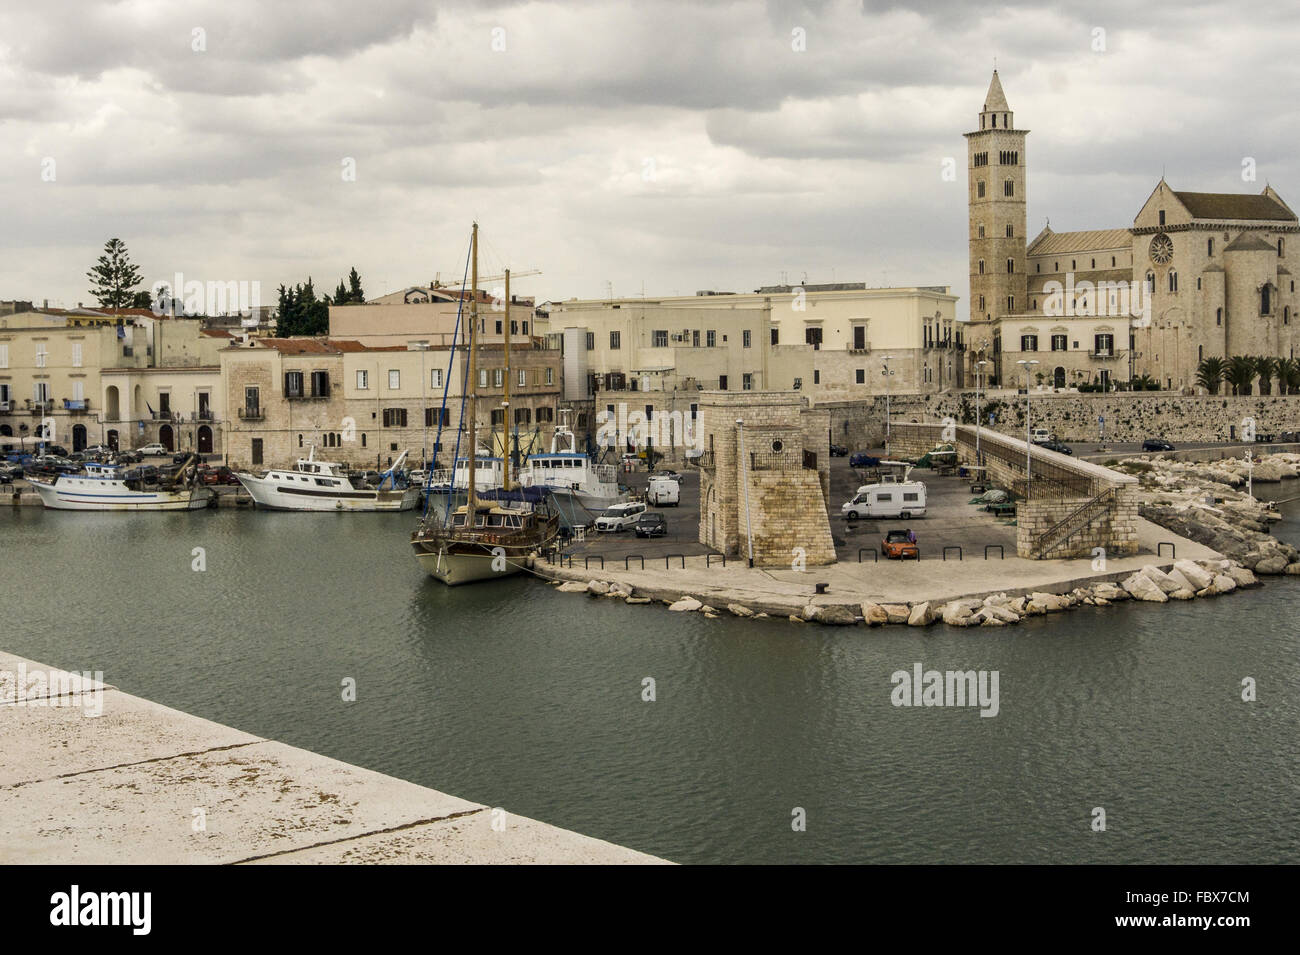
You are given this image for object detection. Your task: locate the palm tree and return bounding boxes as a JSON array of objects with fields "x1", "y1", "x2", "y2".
[
  {"x1": 1253, "y1": 356, "x2": 1278, "y2": 396},
  {"x1": 1195, "y1": 356, "x2": 1226, "y2": 395},
  {"x1": 1224, "y1": 356, "x2": 1256, "y2": 395},
  {"x1": 1278, "y1": 357, "x2": 1300, "y2": 395}
]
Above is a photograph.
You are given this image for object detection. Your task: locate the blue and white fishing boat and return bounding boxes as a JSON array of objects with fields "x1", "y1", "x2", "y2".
[
  {"x1": 517, "y1": 412, "x2": 622, "y2": 508},
  {"x1": 29, "y1": 459, "x2": 215, "y2": 511}
]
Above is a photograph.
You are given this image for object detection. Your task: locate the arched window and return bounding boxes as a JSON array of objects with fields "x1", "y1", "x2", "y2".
[
  {"x1": 1285, "y1": 306, "x2": 1291, "y2": 326},
  {"x1": 1003, "y1": 179, "x2": 1015, "y2": 197},
  {"x1": 1262, "y1": 284, "x2": 1271, "y2": 314},
  {"x1": 1006, "y1": 224, "x2": 1013, "y2": 237},
  {"x1": 991, "y1": 113, "x2": 997, "y2": 128},
  {"x1": 298, "y1": 433, "x2": 303, "y2": 447},
  {"x1": 978, "y1": 260, "x2": 985, "y2": 275},
  {"x1": 1146, "y1": 272, "x2": 1155, "y2": 293},
  {"x1": 1216, "y1": 308, "x2": 1223, "y2": 326},
  {"x1": 1279, "y1": 238, "x2": 1285, "y2": 257},
  {"x1": 1167, "y1": 270, "x2": 1178, "y2": 293},
  {"x1": 1006, "y1": 258, "x2": 1014, "y2": 273}
]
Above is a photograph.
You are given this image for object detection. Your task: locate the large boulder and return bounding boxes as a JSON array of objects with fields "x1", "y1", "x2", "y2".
[
  {"x1": 1027, "y1": 591, "x2": 1069, "y2": 613},
  {"x1": 860, "y1": 602, "x2": 890, "y2": 627},
  {"x1": 1091, "y1": 582, "x2": 1128, "y2": 602},
  {"x1": 727, "y1": 603, "x2": 755, "y2": 617},
  {"x1": 668, "y1": 597, "x2": 702, "y2": 612},
  {"x1": 907, "y1": 602, "x2": 935, "y2": 626},
  {"x1": 812, "y1": 605, "x2": 859, "y2": 626},
  {"x1": 557, "y1": 580, "x2": 589, "y2": 593},
  {"x1": 1255, "y1": 555, "x2": 1289, "y2": 575},
  {"x1": 1140, "y1": 566, "x2": 1181, "y2": 594},
  {"x1": 1173, "y1": 560, "x2": 1214, "y2": 591},
  {"x1": 881, "y1": 603, "x2": 911, "y2": 625},
  {"x1": 1121, "y1": 572, "x2": 1168, "y2": 602},
  {"x1": 1222, "y1": 564, "x2": 1259, "y2": 588},
  {"x1": 983, "y1": 603, "x2": 1021, "y2": 624},
  {"x1": 586, "y1": 580, "x2": 611, "y2": 596},
  {"x1": 940, "y1": 602, "x2": 976, "y2": 627}
]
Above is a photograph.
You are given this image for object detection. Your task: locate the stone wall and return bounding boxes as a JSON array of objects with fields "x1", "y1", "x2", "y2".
[
  {"x1": 1016, "y1": 485, "x2": 1140, "y2": 560},
  {"x1": 828, "y1": 392, "x2": 1300, "y2": 448},
  {"x1": 743, "y1": 469, "x2": 836, "y2": 566}
]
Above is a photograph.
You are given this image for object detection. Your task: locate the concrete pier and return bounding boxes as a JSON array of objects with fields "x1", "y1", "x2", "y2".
[{"x1": 0, "y1": 652, "x2": 666, "y2": 864}]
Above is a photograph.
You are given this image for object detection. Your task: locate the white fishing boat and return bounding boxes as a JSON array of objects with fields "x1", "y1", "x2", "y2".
[
  {"x1": 29, "y1": 460, "x2": 215, "y2": 511},
  {"x1": 238, "y1": 448, "x2": 419, "y2": 512},
  {"x1": 518, "y1": 412, "x2": 622, "y2": 508},
  {"x1": 425, "y1": 454, "x2": 505, "y2": 492}
]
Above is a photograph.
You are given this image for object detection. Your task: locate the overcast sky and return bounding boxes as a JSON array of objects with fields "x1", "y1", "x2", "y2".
[{"x1": 3, "y1": 0, "x2": 1298, "y2": 320}]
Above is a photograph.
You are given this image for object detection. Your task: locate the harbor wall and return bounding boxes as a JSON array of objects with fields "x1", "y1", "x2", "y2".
[{"x1": 829, "y1": 392, "x2": 1300, "y2": 447}]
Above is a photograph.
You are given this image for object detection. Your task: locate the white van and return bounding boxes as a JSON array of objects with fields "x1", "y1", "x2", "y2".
[
  {"x1": 1030, "y1": 429, "x2": 1053, "y2": 445},
  {"x1": 647, "y1": 475, "x2": 680, "y2": 507},
  {"x1": 841, "y1": 481, "x2": 927, "y2": 520}
]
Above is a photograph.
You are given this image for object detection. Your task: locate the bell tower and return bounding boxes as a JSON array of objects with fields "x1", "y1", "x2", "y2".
[{"x1": 964, "y1": 69, "x2": 1028, "y2": 334}]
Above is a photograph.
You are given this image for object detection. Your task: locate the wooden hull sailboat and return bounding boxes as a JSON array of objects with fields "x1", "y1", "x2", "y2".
[{"x1": 411, "y1": 223, "x2": 557, "y2": 585}]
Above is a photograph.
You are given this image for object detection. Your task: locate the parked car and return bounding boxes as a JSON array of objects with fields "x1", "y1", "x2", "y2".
[
  {"x1": 32, "y1": 444, "x2": 70, "y2": 458},
  {"x1": 138, "y1": 465, "x2": 160, "y2": 482},
  {"x1": 82, "y1": 444, "x2": 113, "y2": 457},
  {"x1": 0, "y1": 462, "x2": 22, "y2": 482},
  {"x1": 1030, "y1": 428, "x2": 1054, "y2": 445},
  {"x1": 1142, "y1": 438, "x2": 1175, "y2": 452},
  {"x1": 841, "y1": 480, "x2": 927, "y2": 520},
  {"x1": 595, "y1": 501, "x2": 647, "y2": 532},
  {"x1": 849, "y1": 452, "x2": 881, "y2": 468},
  {"x1": 173, "y1": 450, "x2": 204, "y2": 464},
  {"x1": 829, "y1": 444, "x2": 848, "y2": 457},
  {"x1": 1039, "y1": 440, "x2": 1074, "y2": 455},
  {"x1": 199, "y1": 465, "x2": 240, "y2": 486},
  {"x1": 114, "y1": 450, "x2": 142, "y2": 464},
  {"x1": 882, "y1": 529, "x2": 920, "y2": 560},
  {"x1": 634, "y1": 513, "x2": 668, "y2": 538},
  {"x1": 138, "y1": 443, "x2": 168, "y2": 456}
]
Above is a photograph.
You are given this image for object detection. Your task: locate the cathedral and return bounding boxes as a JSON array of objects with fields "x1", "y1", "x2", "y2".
[{"x1": 967, "y1": 70, "x2": 1300, "y2": 391}]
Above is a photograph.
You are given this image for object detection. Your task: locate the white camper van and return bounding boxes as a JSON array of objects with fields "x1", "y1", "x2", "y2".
[
  {"x1": 647, "y1": 474, "x2": 680, "y2": 507},
  {"x1": 840, "y1": 480, "x2": 927, "y2": 520}
]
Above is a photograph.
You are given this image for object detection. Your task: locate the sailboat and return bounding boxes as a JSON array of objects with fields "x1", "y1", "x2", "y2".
[{"x1": 410, "y1": 223, "x2": 560, "y2": 585}]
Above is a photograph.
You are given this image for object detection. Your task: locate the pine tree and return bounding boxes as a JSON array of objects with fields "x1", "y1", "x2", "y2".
[
  {"x1": 347, "y1": 267, "x2": 364, "y2": 303},
  {"x1": 86, "y1": 238, "x2": 145, "y2": 311}
]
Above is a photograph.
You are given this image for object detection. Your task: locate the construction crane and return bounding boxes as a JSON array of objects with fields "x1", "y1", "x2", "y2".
[{"x1": 431, "y1": 268, "x2": 541, "y2": 288}]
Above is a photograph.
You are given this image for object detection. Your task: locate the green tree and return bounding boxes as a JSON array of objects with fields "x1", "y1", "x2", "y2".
[
  {"x1": 1195, "y1": 356, "x2": 1225, "y2": 395},
  {"x1": 1279, "y1": 357, "x2": 1300, "y2": 395},
  {"x1": 1253, "y1": 355, "x2": 1277, "y2": 396},
  {"x1": 1224, "y1": 356, "x2": 1256, "y2": 395},
  {"x1": 86, "y1": 238, "x2": 144, "y2": 311},
  {"x1": 275, "y1": 278, "x2": 329, "y2": 336},
  {"x1": 347, "y1": 267, "x2": 364, "y2": 303}
]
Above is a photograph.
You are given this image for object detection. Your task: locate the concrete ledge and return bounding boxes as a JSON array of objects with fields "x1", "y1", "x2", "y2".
[{"x1": 0, "y1": 653, "x2": 665, "y2": 865}]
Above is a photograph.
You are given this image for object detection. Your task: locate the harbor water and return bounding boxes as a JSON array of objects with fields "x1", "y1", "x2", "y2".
[{"x1": 2, "y1": 494, "x2": 1297, "y2": 864}]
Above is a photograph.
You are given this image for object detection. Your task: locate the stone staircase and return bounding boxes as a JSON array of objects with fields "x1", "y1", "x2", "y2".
[{"x1": 1030, "y1": 488, "x2": 1116, "y2": 559}]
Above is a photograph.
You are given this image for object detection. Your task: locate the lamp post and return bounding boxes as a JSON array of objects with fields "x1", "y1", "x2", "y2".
[
  {"x1": 881, "y1": 355, "x2": 893, "y2": 456},
  {"x1": 414, "y1": 343, "x2": 430, "y2": 470},
  {"x1": 1017, "y1": 358, "x2": 1039, "y2": 496},
  {"x1": 976, "y1": 359, "x2": 990, "y2": 464}
]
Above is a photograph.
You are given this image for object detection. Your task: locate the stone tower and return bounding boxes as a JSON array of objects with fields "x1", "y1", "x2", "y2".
[{"x1": 965, "y1": 70, "x2": 1028, "y2": 334}]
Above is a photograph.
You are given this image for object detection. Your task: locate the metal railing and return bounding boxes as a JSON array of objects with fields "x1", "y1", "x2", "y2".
[{"x1": 1031, "y1": 488, "x2": 1116, "y2": 558}]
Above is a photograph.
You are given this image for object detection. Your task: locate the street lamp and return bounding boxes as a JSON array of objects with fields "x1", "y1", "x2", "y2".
[
  {"x1": 737, "y1": 418, "x2": 754, "y2": 567},
  {"x1": 1017, "y1": 358, "x2": 1039, "y2": 495},
  {"x1": 881, "y1": 356, "x2": 893, "y2": 456},
  {"x1": 976, "y1": 359, "x2": 990, "y2": 464},
  {"x1": 413, "y1": 343, "x2": 431, "y2": 469}
]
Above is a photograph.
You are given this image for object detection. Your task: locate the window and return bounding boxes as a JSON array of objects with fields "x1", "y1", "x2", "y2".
[
  {"x1": 1208, "y1": 238, "x2": 1214, "y2": 256},
  {"x1": 978, "y1": 295, "x2": 985, "y2": 311},
  {"x1": 514, "y1": 407, "x2": 532, "y2": 425},
  {"x1": 311, "y1": 370, "x2": 330, "y2": 397},
  {"x1": 518, "y1": 369, "x2": 526, "y2": 387},
  {"x1": 1021, "y1": 334, "x2": 1038, "y2": 352},
  {"x1": 743, "y1": 329, "x2": 751, "y2": 348},
  {"x1": 1262, "y1": 285, "x2": 1272, "y2": 315},
  {"x1": 856, "y1": 369, "x2": 865, "y2": 384},
  {"x1": 1007, "y1": 295, "x2": 1014, "y2": 312},
  {"x1": 1051, "y1": 334, "x2": 1067, "y2": 351},
  {"x1": 1146, "y1": 271, "x2": 1155, "y2": 293},
  {"x1": 426, "y1": 407, "x2": 450, "y2": 427},
  {"x1": 490, "y1": 409, "x2": 505, "y2": 426},
  {"x1": 284, "y1": 371, "x2": 303, "y2": 397},
  {"x1": 537, "y1": 406, "x2": 554, "y2": 423},
  {"x1": 652, "y1": 330, "x2": 668, "y2": 348},
  {"x1": 1006, "y1": 225, "x2": 1013, "y2": 238},
  {"x1": 431, "y1": 368, "x2": 442, "y2": 388},
  {"x1": 382, "y1": 408, "x2": 408, "y2": 427},
  {"x1": 804, "y1": 326, "x2": 822, "y2": 349},
  {"x1": 1158, "y1": 210, "x2": 1166, "y2": 226},
  {"x1": 493, "y1": 368, "x2": 504, "y2": 387},
  {"x1": 495, "y1": 320, "x2": 502, "y2": 334},
  {"x1": 0, "y1": 343, "x2": 6, "y2": 368},
  {"x1": 585, "y1": 332, "x2": 595, "y2": 350},
  {"x1": 1003, "y1": 179, "x2": 1014, "y2": 197},
  {"x1": 610, "y1": 330, "x2": 621, "y2": 349},
  {"x1": 853, "y1": 325, "x2": 867, "y2": 349},
  {"x1": 706, "y1": 330, "x2": 716, "y2": 347},
  {"x1": 813, "y1": 370, "x2": 820, "y2": 385},
  {"x1": 978, "y1": 224, "x2": 985, "y2": 238},
  {"x1": 478, "y1": 369, "x2": 488, "y2": 388},
  {"x1": 742, "y1": 373, "x2": 753, "y2": 390},
  {"x1": 1279, "y1": 239, "x2": 1285, "y2": 257},
  {"x1": 545, "y1": 367, "x2": 554, "y2": 385},
  {"x1": 34, "y1": 343, "x2": 47, "y2": 368},
  {"x1": 1094, "y1": 334, "x2": 1114, "y2": 356},
  {"x1": 71, "y1": 342, "x2": 82, "y2": 367},
  {"x1": 976, "y1": 181, "x2": 985, "y2": 198},
  {"x1": 1216, "y1": 308, "x2": 1223, "y2": 326},
  {"x1": 978, "y1": 260, "x2": 985, "y2": 275},
  {"x1": 770, "y1": 328, "x2": 779, "y2": 346},
  {"x1": 1168, "y1": 271, "x2": 1178, "y2": 293},
  {"x1": 244, "y1": 386, "x2": 260, "y2": 413},
  {"x1": 1006, "y1": 258, "x2": 1014, "y2": 273},
  {"x1": 719, "y1": 375, "x2": 728, "y2": 390},
  {"x1": 356, "y1": 369, "x2": 369, "y2": 389},
  {"x1": 251, "y1": 438, "x2": 263, "y2": 465},
  {"x1": 522, "y1": 321, "x2": 528, "y2": 334}
]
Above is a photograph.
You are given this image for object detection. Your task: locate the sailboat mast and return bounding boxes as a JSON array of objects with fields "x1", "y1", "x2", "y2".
[
  {"x1": 467, "y1": 223, "x2": 479, "y2": 522},
  {"x1": 503, "y1": 268, "x2": 511, "y2": 492}
]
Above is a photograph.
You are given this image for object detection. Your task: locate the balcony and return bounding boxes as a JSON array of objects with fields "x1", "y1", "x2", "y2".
[
  {"x1": 1088, "y1": 349, "x2": 1123, "y2": 361},
  {"x1": 30, "y1": 400, "x2": 53, "y2": 414},
  {"x1": 63, "y1": 399, "x2": 90, "y2": 414},
  {"x1": 238, "y1": 407, "x2": 265, "y2": 420}
]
